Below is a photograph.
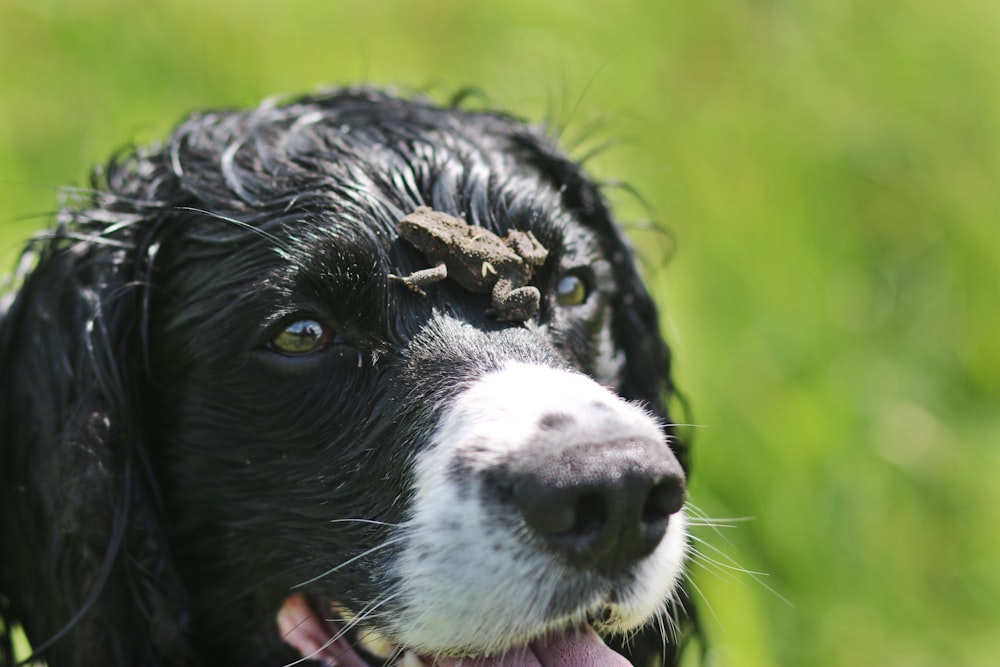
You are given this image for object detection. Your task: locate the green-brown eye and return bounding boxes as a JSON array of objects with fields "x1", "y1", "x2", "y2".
[
  {"x1": 556, "y1": 272, "x2": 590, "y2": 307},
  {"x1": 270, "y1": 319, "x2": 334, "y2": 355}
]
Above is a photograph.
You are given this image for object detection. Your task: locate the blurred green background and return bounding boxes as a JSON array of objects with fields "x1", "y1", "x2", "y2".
[{"x1": 2, "y1": 1, "x2": 998, "y2": 665}]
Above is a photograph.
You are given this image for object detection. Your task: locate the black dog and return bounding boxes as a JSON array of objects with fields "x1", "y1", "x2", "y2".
[{"x1": 0, "y1": 88, "x2": 697, "y2": 666}]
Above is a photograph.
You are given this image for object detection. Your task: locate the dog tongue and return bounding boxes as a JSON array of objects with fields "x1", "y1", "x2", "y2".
[{"x1": 436, "y1": 625, "x2": 632, "y2": 667}]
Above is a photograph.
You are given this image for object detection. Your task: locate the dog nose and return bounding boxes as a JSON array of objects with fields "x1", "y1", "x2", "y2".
[{"x1": 503, "y1": 433, "x2": 686, "y2": 573}]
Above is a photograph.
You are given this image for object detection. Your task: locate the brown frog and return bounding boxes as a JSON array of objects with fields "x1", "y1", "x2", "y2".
[{"x1": 391, "y1": 206, "x2": 549, "y2": 321}]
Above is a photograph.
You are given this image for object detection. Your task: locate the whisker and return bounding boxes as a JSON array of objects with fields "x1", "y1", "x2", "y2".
[
  {"x1": 379, "y1": 642, "x2": 406, "y2": 666},
  {"x1": 684, "y1": 508, "x2": 793, "y2": 607},
  {"x1": 328, "y1": 518, "x2": 402, "y2": 528},
  {"x1": 654, "y1": 606, "x2": 672, "y2": 650},
  {"x1": 216, "y1": 521, "x2": 399, "y2": 607},
  {"x1": 685, "y1": 502, "x2": 754, "y2": 521},
  {"x1": 685, "y1": 519, "x2": 743, "y2": 529},
  {"x1": 330, "y1": 593, "x2": 404, "y2": 658},
  {"x1": 682, "y1": 572, "x2": 723, "y2": 630},
  {"x1": 687, "y1": 536, "x2": 771, "y2": 578},
  {"x1": 660, "y1": 422, "x2": 708, "y2": 431},
  {"x1": 292, "y1": 535, "x2": 407, "y2": 590},
  {"x1": 685, "y1": 502, "x2": 755, "y2": 551},
  {"x1": 213, "y1": 556, "x2": 333, "y2": 609}
]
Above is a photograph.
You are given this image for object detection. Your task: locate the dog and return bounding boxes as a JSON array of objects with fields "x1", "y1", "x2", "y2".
[{"x1": 0, "y1": 87, "x2": 697, "y2": 666}]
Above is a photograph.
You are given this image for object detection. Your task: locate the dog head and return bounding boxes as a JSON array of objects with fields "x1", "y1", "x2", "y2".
[{"x1": 0, "y1": 88, "x2": 696, "y2": 666}]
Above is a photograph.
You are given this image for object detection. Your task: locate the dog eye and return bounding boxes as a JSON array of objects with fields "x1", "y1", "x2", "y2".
[
  {"x1": 270, "y1": 319, "x2": 335, "y2": 355},
  {"x1": 555, "y1": 271, "x2": 591, "y2": 307}
]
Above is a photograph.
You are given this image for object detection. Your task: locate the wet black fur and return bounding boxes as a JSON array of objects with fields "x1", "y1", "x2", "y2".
[{"x1": 0, "y1": 87, "x2": 696, "y2": 666}]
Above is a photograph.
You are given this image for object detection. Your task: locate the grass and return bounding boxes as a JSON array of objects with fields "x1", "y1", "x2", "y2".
[{"x1": 2, "y1": 1, "x2": 999, "y2": 665}]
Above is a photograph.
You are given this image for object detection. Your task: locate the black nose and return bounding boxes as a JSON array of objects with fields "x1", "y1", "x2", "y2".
[{"x1": 499, "y1": 431, "x2": 686, "y2": 573}]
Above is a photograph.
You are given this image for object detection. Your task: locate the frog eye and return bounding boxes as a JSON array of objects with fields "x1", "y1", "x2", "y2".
[
  {"x1": 269, "y1": 319, "x2": 335, "y2": 355},
  {"x1": 555, "y1": 270, "x2": 591, "y2": 307}
]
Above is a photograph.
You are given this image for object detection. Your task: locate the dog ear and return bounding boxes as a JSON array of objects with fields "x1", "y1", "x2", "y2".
[{"x1": 0, "y1": 160, "x2": 192, "y2": 664}]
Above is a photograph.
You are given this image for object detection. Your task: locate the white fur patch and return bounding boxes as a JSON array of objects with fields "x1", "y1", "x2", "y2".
[{"x1": 386, "y1": 362, "x2": 688, "y2": 655}]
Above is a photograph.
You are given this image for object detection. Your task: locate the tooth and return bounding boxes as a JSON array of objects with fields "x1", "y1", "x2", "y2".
[
  {"x1": 330, "y1": 603, "x2": 355, "y2": 621},
  {"x1": 356, "y1": 626, "x2": 397, "y2": 659},
  {"x1": 398, "y1": 651, "x2": 426, "y2": 667}
]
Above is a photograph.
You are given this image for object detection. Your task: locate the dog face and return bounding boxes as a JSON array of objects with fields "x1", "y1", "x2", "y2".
[{"x1": 0, "y1": 88, "x2": 695, "y2": 666}]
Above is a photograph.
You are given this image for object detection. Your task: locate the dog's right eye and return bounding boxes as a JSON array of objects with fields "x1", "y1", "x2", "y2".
[
  {"x1": 269, "y1": 319, "x2": 335, "y2": 355},
  {"x1": 555, "y1": 270, "x2": 592, "y2": 307}
]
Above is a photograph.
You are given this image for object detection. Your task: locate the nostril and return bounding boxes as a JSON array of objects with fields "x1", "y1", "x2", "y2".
[
  {"x1": 644, "y1": 477, "x2": 686, "y2": 524},
  {"x1": 516, "y1": 489, "x2": 607, "y2": 539},
  {"x1": 569, "y1": 493, "x2": 606, "y2": 538},
  {"x1": 524, "y1": 500, "x2": 575, "y2": 535}
]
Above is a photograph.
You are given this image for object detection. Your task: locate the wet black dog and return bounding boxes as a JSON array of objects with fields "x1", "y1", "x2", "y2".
[{"x1": 0, "y1": 88, "x2": 696, "y2": 666}]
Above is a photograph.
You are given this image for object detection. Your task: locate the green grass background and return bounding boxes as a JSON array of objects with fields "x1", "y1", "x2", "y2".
[{"x1": 2, "y1": 1, "x2": 998, "y2": 665}]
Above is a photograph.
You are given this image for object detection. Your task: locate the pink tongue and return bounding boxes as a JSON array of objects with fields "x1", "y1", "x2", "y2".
[{"x1": 436, "y1": 624, "x2": 632, "y2": 667}]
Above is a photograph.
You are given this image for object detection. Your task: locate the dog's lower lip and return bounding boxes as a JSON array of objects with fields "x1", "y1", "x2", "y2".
[{"x1": 277, "y1": 594, "x2": 634, "y2": 666}]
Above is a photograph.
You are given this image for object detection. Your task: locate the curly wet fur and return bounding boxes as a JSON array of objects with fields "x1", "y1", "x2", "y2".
[{"x1": 0, "y1": 87, "x2": 697, "y2": 666}]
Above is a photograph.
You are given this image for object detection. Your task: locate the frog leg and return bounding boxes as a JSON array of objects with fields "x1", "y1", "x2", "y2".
[
  {"x1": 389, "y1": 261, "x2": 448, "y2": 296},
  {"x1": 490, "y1": 277, "x2": 541, "y2": 322},
  {"x1": 506, "y1": 229, "x2": 549, "y2": 268}
]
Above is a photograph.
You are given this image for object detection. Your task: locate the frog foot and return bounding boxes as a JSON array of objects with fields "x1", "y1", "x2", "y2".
[
  {"x1": 489, "y1": 284, "x2": 541, "y2": 322},
  {"x1": 389, "y1": 262, "x2": 449, "y2": 297}
]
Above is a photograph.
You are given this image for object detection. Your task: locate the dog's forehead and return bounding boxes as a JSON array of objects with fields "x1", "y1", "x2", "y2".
[{"x1": 169, "y1": 92, "x2": 589, "y2": 233}]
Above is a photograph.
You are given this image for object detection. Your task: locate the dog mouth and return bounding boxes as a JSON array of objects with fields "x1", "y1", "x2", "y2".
[{"x1": 277, "y1": 594, "x2": 632, "y2": 666}]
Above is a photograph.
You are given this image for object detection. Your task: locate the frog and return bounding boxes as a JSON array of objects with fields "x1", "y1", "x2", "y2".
[{"x1": 390, "y1": 206, "x2": 550, "y2": 321}]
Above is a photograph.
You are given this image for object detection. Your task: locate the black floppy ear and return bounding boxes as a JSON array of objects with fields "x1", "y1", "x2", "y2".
[{"x1": 0, "y1": 177, "x2": 191, "y2": 664}]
